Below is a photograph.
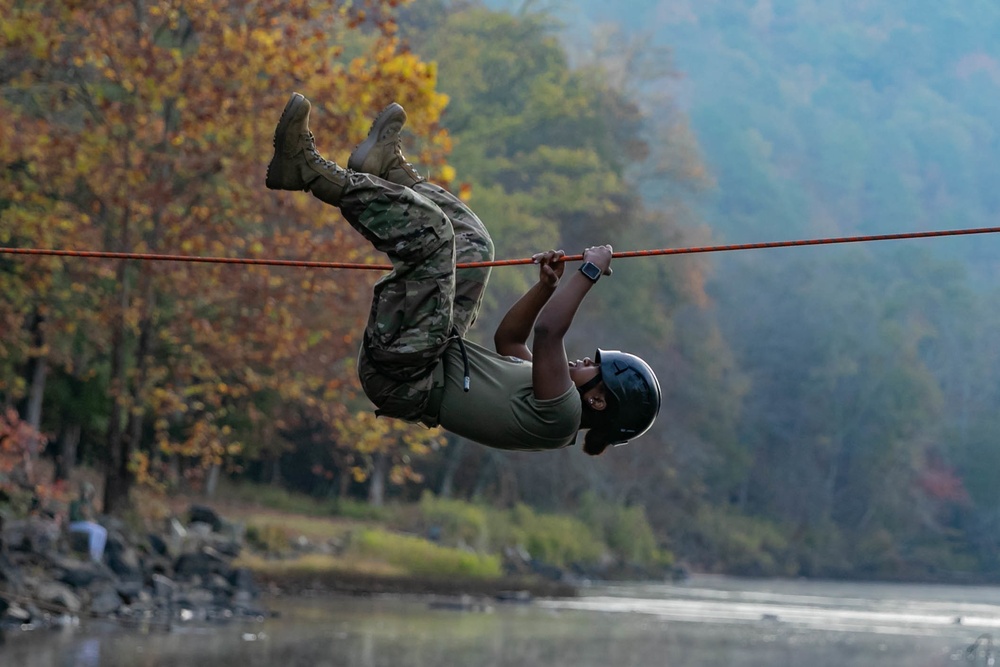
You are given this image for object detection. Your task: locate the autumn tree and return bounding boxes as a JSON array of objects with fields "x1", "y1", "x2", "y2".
[{"x1": 0, "y1": 0, "x2": 450, "y2": 512}]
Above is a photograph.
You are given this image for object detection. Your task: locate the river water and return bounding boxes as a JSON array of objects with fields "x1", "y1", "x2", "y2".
[{"x1": 3, "y1": 575, "x2": 999, "y2": 666}]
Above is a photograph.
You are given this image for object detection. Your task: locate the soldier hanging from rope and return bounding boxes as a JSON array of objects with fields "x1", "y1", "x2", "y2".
[{"x1": 265, "y1": 93, "x2": 660, "y2": 455}]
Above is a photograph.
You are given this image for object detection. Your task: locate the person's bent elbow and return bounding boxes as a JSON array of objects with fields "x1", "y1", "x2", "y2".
[{"x1": 532, "y1": 319, "x2": 567, "y2": 343}]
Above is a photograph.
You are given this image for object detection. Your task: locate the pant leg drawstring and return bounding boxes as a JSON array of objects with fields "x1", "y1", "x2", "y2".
[{"x1": 453, "y1": 328, "x2": 471, "y2": 392}]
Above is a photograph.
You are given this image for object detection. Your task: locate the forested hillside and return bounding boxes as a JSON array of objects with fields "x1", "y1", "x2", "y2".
[
  {"x1": 490, "y1": 0, "x2": 1000, "y2": 577},
  {"x1": 4, "y1": 0, "x2": 1000, "y2": 581}
]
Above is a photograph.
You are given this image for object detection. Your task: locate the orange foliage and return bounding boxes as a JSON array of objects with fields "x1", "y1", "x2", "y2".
[
  {"x1": 0, "y1": 408, "x2": 46, "y2": 487},
  {"x1": 0, "y1": 0, "x2": 451, "y2": 490}
]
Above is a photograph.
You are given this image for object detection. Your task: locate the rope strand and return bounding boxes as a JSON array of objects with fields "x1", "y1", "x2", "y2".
[{"x1": 3, "y1": 226, "x2": 1000, "y2": 270}]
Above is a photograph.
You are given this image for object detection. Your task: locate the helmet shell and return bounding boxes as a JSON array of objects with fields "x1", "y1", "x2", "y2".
[{"x1": 595, "y1": 349, "x2": 661, "y2": 445}]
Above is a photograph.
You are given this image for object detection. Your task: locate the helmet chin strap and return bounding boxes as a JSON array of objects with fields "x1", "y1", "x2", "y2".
[{"x1": 577, "y1": 371, "x2": 603, "y2": 397}]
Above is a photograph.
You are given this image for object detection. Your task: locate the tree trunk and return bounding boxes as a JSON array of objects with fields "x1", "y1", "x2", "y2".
[
  {"x1": 368, "y1": 451, "x2": 387, "y2": 507},
  {"x1": 55, "y1": 423, "x2": 81, "y2": 483},
  {"x1": 205, "y1": 463, "x2": 221, "y2": 498},
  {"x1": 104, "y1": 257, "x2": 131, "y2": 515},
  {"x1": 25, "y1": 353, "x2": 47, "y2": 433},
  {"x1": 437, "y1": 437, "x2": 466, "y2": 499},
  {"x1": 472, "y1": 452, "x2": 499, "y2": 501},
  {"x1": 105, "y1": 261, "x2": 156, "y2": 515},
  {"x1": 268, "y1": 455, "x2": 283, "y2": 486},
  {"x1": 23, "y1": 308, "x2": 48, "y2": 484}
]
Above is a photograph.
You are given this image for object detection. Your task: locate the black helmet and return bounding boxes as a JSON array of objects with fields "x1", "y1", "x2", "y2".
[{"x1": 595, "y1": 349, "x2": 661, "y2": 445}]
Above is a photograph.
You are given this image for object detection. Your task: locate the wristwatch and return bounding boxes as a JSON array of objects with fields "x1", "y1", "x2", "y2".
[{"x1": 579, "y1": 261, "x2": 602, "y2": 282}]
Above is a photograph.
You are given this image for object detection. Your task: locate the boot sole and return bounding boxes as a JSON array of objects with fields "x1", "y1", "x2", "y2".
[
  {"x1": 265, "y1": 93, "x2": 306, "y2": 190},
  {"x1": 348, "y1": 102, "x2": 405, "y2": 174}
]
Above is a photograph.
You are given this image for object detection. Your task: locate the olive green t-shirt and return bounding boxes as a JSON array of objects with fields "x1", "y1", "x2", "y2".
[{"x1": 426, "y1": 339, "x2": 581, "y2": 451}]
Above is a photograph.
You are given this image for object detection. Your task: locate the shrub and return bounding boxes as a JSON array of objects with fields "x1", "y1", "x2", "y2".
[
  {"x1": 217, "y1": 481, "x2": 338, "y2": 516},
  {"x1": 333, "y1": 498, "x2": 393, "y2": 522},
  {"x1": 418, "y1": 491, "x2": 489, "y2": 550},
  {"x1": 507, "y1": 504, "x2": 604, "y2": 568},
  {"x1": 246, "y1": 522, "x2": 292, "y2": 554},
  {"x1": 689, "y1": 506, "x2": 793, "y2": 576},
  {"x1": 578, "y1": 493, "x2": 672, "y2": 568},
  {"x1": 351, "y1": 528, "x2": 502, "y2": 578}
]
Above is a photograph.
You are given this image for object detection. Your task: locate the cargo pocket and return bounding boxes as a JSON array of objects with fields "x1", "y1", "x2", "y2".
[
  {"x1": 369, "y1": 279, "x2": 408, "y2": 349},
  {"x1": 390, "y1": 277, "x2": 452, "y2": 357}
]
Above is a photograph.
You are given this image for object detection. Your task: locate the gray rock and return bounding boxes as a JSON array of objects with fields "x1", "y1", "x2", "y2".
[
  {"x1": 5, "y1": 601, "x2": 31, "y2": 622},
  {"x1": 35, "y1": 581, "x2": 82, "y2": 613},
  {"x1": 176, "y1": 587, "x2": 214, "y2": 607},
  {"x1": 106, "y1": 543, "x2": 143, "y2": 580},
  {"x1": 115, "y1": 579, "x2": 144, "y2": 603},
  {"x1": 151, "y1": 573, "x2": 176, "y2": 599},
  {"x1": 89, "y1": 585, "x2": 122, "y2": 616},
  {"x1": 206, "y1": 574, "x2": 232, "y2": 595},
  {"x1": 174, "y1": 549, "x2": 230, "y2": 580},
  {"x1": 188, "y1": 522, "x2": 215, "y2": 539},
  {"x1": 188, "y1": 505, "x2": 223, "y2": 532},
  {"x1": 50, "y1": 555, "x2": 112, "y2": 589},
  {"x1": 228, "y1": 567, "x2": 257, "y2": 594}
]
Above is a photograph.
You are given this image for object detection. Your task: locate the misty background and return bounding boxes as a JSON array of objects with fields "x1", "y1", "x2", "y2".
[
  {"x1": 5, "y1": 0, "x2": 1000, "y2": 583},
  {"x1": 471, "y1": 0, "x2": 1000, "y2": 577}
]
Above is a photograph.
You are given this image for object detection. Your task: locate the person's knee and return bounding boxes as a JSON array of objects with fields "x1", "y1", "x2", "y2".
[
  {"x1": 480, "y1": 231, "x2": 495, "y2": 262},
  {"x1": 396, "y1": 211, "x2": 455, "y2": 264}
]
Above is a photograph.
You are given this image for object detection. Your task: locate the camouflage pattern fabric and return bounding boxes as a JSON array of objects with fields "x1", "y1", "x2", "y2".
[{"x1": 338, "y1": 175, "x2": 494, "y2": 421}]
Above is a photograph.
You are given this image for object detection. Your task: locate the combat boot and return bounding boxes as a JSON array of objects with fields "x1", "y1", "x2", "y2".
[
  {"x1": 265, "y1": 93, "x2": 347, "y2": 206},
  {"x1": 348, "y1": 102, "x2": 425, "y2": 188}
]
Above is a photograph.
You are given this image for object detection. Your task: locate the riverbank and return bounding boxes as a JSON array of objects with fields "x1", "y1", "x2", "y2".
[
  {"x1": 0, "y1": 495, "x2": 592, "y2": 638},
  {"x1": 254, "y1": 568, "x2": 576, "y2": 599}
]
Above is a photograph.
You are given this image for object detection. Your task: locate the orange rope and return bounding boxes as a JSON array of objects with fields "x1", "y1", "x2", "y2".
[{"x1": 3, "y1": 226, "x2": 1000, "y2": 270}]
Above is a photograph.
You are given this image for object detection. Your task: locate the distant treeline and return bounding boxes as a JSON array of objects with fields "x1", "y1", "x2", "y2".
[{"x1": 3, "y1": 0, "x2": 1000, "y2": 581}]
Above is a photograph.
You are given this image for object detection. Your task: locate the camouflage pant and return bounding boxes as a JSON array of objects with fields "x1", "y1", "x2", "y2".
[{"x1": 338, "y1": 175, "x2": 495, "y2": 421}]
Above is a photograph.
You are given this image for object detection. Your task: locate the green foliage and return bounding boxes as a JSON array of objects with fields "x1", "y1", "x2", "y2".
[
  {"x1": 415, "y1": 492, "x2": 673, "y2": 570},
  {"x1": 686, "y1": 506, "x2": 795, "y2": 577},
  {"x1": 491, "y1": 504, "x2": 605, "y2": 569},
  {"x1": 351, "y1": 528, "x2": 502, "y2": 578},
  {"x1": 418, "y1": 491, "x2": 489, "y2": 551},
  {"x1": 332, "y1": 498, "x2": 393, "y2": 523},
  {"x1": 217, "y1": 482, "x2": 339, "y2": 517},
  {"x1": 245, "y1": 523, "x2": 292, "y2": 555},
  {"x1": 578, "y1": 493, "x2": 672, "y2": 567}
]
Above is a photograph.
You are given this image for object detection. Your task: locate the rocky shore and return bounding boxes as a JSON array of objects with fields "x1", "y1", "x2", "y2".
[
  {"x1": 0, "y1": 505, "x2": 266, "y2": 639},
  {"x1": 0, "y1": 503, "x2": 595, "y2": 641}
]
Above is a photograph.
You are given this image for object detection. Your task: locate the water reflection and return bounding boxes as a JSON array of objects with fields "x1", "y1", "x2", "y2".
[{"x1": 2, "y1": 578, "x2": 995, "y2": 667}]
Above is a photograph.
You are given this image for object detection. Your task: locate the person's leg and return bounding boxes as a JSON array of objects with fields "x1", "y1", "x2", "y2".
[
  {"x1": 266, "y1": 93, "x2": 458, "y2": 359},
  {"x1": 348, "y1": 102, "x2": 495, "y2": 336},
  {"x1": 70, "y1": 521, "x2": 106, "y2": 563},
  {"x1": 410, "y1": 182, "x2": 494, "y2": 336},
  {"x1": 266, "y1": 93, "x2": 458, "y2": 418},
  {"x1": 88, "y1": 523, "x2": 107, "y2": 563},
  {"x1": 338, "y1": 178, "x2": 458, "y2": 358}
]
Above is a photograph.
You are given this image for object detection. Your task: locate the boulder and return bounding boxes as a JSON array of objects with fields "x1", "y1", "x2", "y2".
[
  {"x1": 35, "y1": 581, "x2": 82, "y2": 613},
  {"x1": 50, "y1": 555, "x2": 112, "y2": 589},
  {"x1": 151, "y1": 573, "x2": 176, "y2": 600},
  {"x1": 188, "y1": 505, "x2": 223, "y2": 532},
  {"x1": 88, "y1": 584, "x2": 122, "y2": 616},
  {"x1": 147, "y1": 533, "x2": 168, "y2": 557},
  {"x1": 105, "y1": 536, "x2": 143, "y2": 581},
  {"x1": 174, "y1": 547, "x2": 230, "y2": 580}
]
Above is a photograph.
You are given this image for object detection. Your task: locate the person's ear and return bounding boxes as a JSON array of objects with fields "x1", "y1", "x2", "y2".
[{"x1": 589, "y1": 394, "x2": 607, "y2": 411}]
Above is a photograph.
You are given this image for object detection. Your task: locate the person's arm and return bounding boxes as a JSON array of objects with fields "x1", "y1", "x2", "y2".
[
  {"x1": 531, "y1": 245, "x2": 613, "y2": 400},
  {"x1": 494, "y1": 250, "x2": 566, "y2": 361}
]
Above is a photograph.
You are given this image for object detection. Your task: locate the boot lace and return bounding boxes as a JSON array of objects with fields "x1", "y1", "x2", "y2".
[
  {"x1": 305, "y1": 133, "x2": 342, "y2": 173},
  {"x1": 392, "y1": 137, "x2": 421, "y2": 179}
]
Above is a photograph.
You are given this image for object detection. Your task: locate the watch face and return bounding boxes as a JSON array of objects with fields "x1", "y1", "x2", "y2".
[{"x1": 581, "y1": 262, "x2": 601, "y2": 281}]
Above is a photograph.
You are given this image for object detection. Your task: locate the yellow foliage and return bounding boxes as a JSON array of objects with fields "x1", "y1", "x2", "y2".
[{"x1": 0, "y1": 0, "x2": 451, "y2": 489}]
